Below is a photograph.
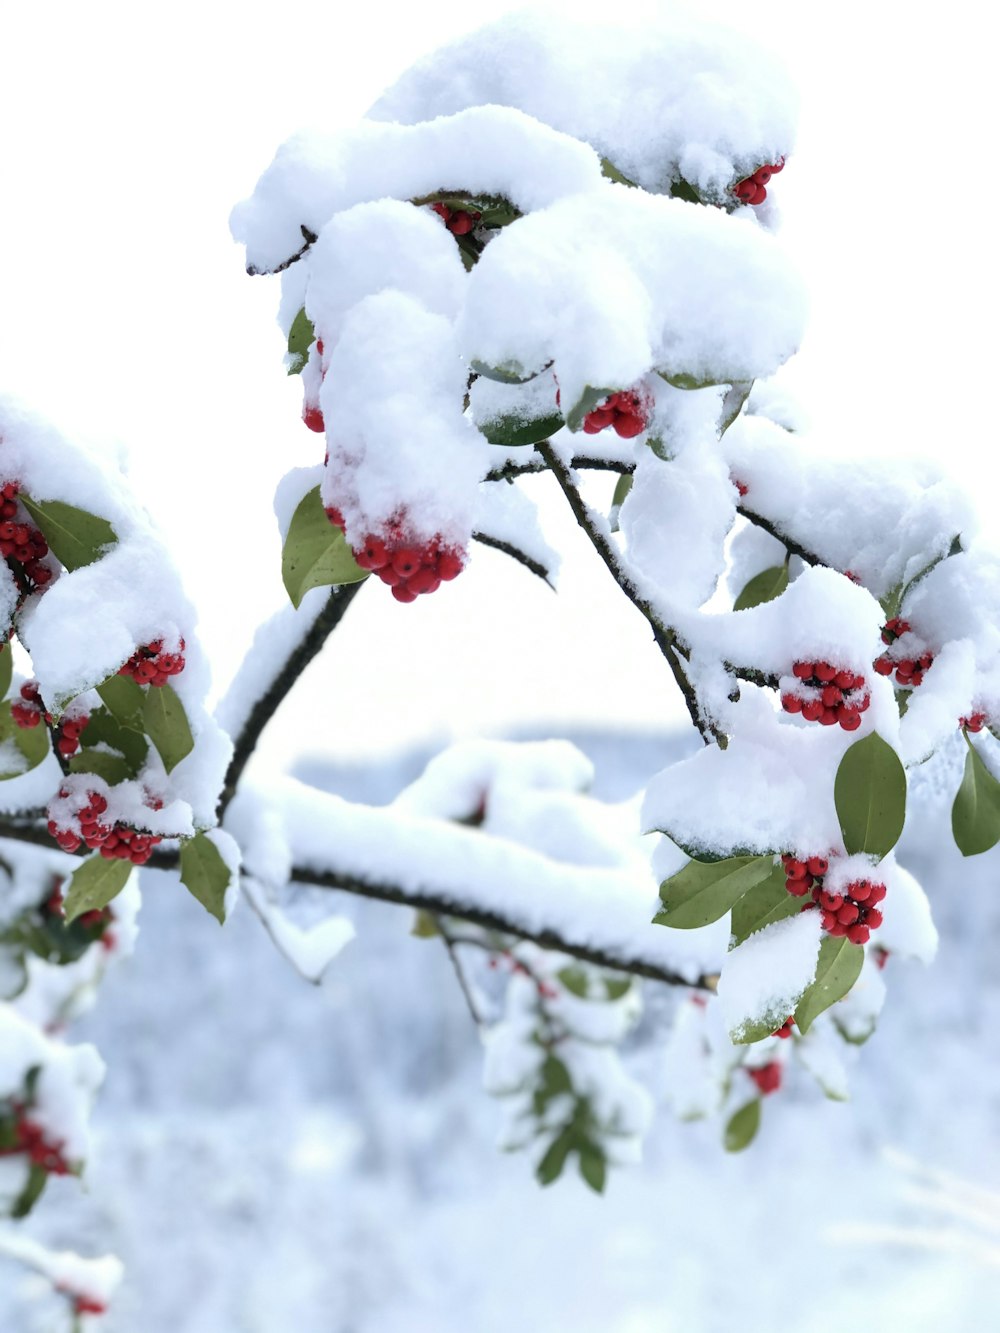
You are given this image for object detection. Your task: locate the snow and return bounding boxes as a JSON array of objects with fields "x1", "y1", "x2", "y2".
[
  {"x1": 243, "y1": 877, "x2": 354, "y2": 984},
  {"x1": 717, "y1": 909, "x2": 822, "y2": 1040}
]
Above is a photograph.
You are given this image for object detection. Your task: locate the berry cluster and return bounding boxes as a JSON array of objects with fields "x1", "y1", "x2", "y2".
[
  {"x1": 10, "y1": 679, "x2": 46, "y2": 729},
  {"x1": 782, "y1": 854, "x2": 886, "y2": 945},
  {"x1": 960, "y1": 711, "x2": 987, "y2": 732},
  {"x1": 0, "y1": 1104, "x2": 70, "y2": 1176},
  {"x1": 0, "y1": 481, "x2": 53, "y2": 595},
  {"x1": 118, "y1": 639, "x2": 186, "y2": 687},
  {"x1": 302, "y1": 337, "x2": 326, "y2": 433},
  {"x1": 747, "y1": 1062, "x2": 782, "y2": 1095},
  {"x1": 733, "y1": 159, "x2": 784, "y2": 206},
  {"x1": 771, "y1": 1017, "x2": 795, "y2": 1039},
  {"x1": 874, "y1": 618, "x2": 934, "y2": 687},
  {"x1": 781, "y1": 661, "x2": 870, "y2": 730},
  {"x1": 326, "y1": 507, "x2": 465, "y2": 603},
  {"x1": 47, "y1": 789, "x2": 162, "y2": 865},
  {"x1": 431, "y1": 201, "x2": 481, "y2": 236},
  {"x1": 581, "y1": 390, "x2": 648, "y2": 438}
]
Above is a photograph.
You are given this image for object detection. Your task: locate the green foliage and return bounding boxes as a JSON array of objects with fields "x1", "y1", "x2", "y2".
[
  {"x1": 64, "y1": 856, "x2": 133, "y2": 924},
  {"x1": 281, "y1": 485, "x2": 368, "y2": 609},
  {"x1": 97, "y1": 674, "x2": 146, "y2": 728},
  {"x1": 952, "y1": 736, "x2": 1000, "y2": 856},
  {"x1": 0, "y1": 701, "x2": 50, "y2": 780},
  {"x1": 834, "y1": 733, "x2": 907, "y2": 858},
  {"x1": 470, "y1": 358, "x2": 548, "y2": 386},
  {"x1": 563, "y1": 384, "x2": 616, "y2": 434},
  {"x1": 479, "y1": 409, "x2": 565, "y2": 448},
  {"x1": 12, "y1": 1163, "x2": 49, "y2": 1219},
  {"x1": 794, "y1": 936, "x2": 864, "y2": 1034},
  {"x1": 724, "y1": 1099, "x2": 761, "y2": 1152},
  {"x1": 654, "y1": 855, "x2": 774, "y2": 930},
  {"x1": 19, "y1": 496, "x2": 117, "y2": 572},
  {"x1": 729, "y1": 862, "x2": 801, "y2": 947},
  {"x1": 733, "y1": 563, "x2": 789, "y2": 612},
  {"x1": 0, "y1": 643, "x2": 11, "y2": 700},
  {"x1": 286, "y1": 307, "x2": 315, "y2": 375},
  {"x1": 79, "y1": 706, "x2": 149, "y2": 773},
  {"x1": 179, "y1": 832, "x2": 233, "y2": 924},
  {"x1": 143, "y1": 683, "x2": 194, "y2": 773},
  {"x1": 68, "y1": 750, "x2": 133, "y2": 786}
]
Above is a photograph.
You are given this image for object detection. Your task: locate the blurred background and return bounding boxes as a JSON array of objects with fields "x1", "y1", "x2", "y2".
[{"x1": 1, "y1": 1, "x2": 999, "y2": 1328}]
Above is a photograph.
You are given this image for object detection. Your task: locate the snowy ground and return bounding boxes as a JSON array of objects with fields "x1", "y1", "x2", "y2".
[{"x1": 2, "y1": 729, "x2": 1000, "y2": 1332}]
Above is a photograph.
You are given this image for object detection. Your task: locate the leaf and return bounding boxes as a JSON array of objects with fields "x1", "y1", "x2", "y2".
[
  {"x1": 834, "y1": 733, "x2": 907, "y2": 858},
  {"x1": 536, "y1": 1127, "x2": 574, "y2": 1186},
  {"x1": 64, "y1": 856, "x2": 133, "y2": 924},
  {"x1": 654, "y1": 855, "x2": 774, "y2": 930},
  {"x1": 724, "y1": 1099, "x2": 761, "y2": 1152},
  {"x1": 733, "y1": 564, "x2": 789, "y2": 612},
  {"x1": 81, "y1": 707, "x2": 148, "y2": 772},
  {"x1": 479, "y1": 410, "x2": 564, "y2": 448},
  {"x1": 564, "y1": 384, "x2": 616, "y2": 434},
  {"x1": 599, "y1": 157, "x2": 638, "y2": 188},
  {"x1": 730, "y1": 863, "x2": 802, "y2": 947},
  {"x1": 286, "y1": 307, "x2": 315, "y2": 375},
  {"x1": 603, "y1": 976, "x2": 632, "y2": 1002},
  {"x1": 180, "y1": 832, "x2": 234, "y2": 924},
  {"x1": 469, "y1": 358, "x2": 547, "y2": 386},
  {"x1": 410, "y1": 910, "x2": 439, "y2": 939},
  {"x1": 794, "y1": 936, "x2": 864, "y2": 1034},
  {"x1": 532, "y1": 1055, "x2": 573, "y2": 1118},
  {"x1": 12, "y1": 1162, "x2": 50, "y2": 1219},
  {"x1": 657, "y1": 369, "x2": 725, "y2": 391},
  {"x1": 19, "y1": 496, "x2": 117, "y2": 571},
  {"x1": 281, "y1": 486, "x2": 368, "y2": 610},
  {"x1": 952, "y1": 738, "x2": 1000, "y2": 856},
  {"x1": 68, "y1": 750, "x2": 132, "y2": 785},
  {"x1": 97, "y1": 674, "x2": 146, "y2": 728},
  {"x1": 143, "y1": 683, "x2": 194, "y2": 774},
  {"x1": 557, "y1": 965, "x2": 590, "y2": 999},
  {"x1": 0, "y1": 702, "x2": 50, "y2": 780},
  {"x1": 578, "y1": 1144, "x2": 607, "y2": 1193},
  {"x1": 0, "y1": 643, "x2": 10, "y2": 700}
]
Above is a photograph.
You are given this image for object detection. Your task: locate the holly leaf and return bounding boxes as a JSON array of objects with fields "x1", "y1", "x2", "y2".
[
  {"x1": 179, "y1": 832, "x2": 234, "y2": 924},
  {"x1": 733, "y1": 564, "x2": 789, "y2": 612},
  {"x1": 19, "y1": 496, "x2": 117, "y2": 571},
  {"x1": 0, "y1": 702, "x2": 50, "y2": 779},
  {"x1": 730, "y1": 863, "x2": 802, "y2": 947},
  {"x1": 281, "y1": 486, "x2": 368, "y2": 609},
  {"x1": 80, "y1": 706, "x2": 148, "y2": 772},
  {"x1": 834, "y1": 733, "x2": 907, "y2": 858},
  {"x1": 12, "y1": 1162, "x2": 50, "y2": 1219},
  {"x1": 794, "y1": 936, "x2": 864, "y2": 1034},
  {"x1": 952, "y1": 738, "x2": 1000, "y2": 856},
  {"x1": 469, "y1": 358, "x2": 547, "y2": 386},
  {"x1": 479, "y1": 410, "x2": 564, "y2": 448},
  {"x1": 557, "y1": 965, "x2": 590, "y2": 999},
  {"x1": 536, "y1": 1127, "x2": 574, "y2": 1186},
  {"x1": 654, "y1": 855, "x2": 774, "y2": 930},
  {"x1": 0, "y1": 643, "x2": 11, "y2": 700},
  {"x1": 97, "y1": 674, "x2": 146, "y2": 728},
  {"x1": 68, "y1": 750, "x2": 132, "y2": 785},
  {"x1": 143, "y1": 683, "x2": 193, "y2": 773},
  {"x1": 64, "y1": 856, "x2": 133, "y2": 924},
  {"x1": 724, "y1": 1099, "x2": 761, "y2": 1152},
  {"x1": 286, "y1": 307, "x2": 315, "y2": 375},
  {"x1": 578, "y1": 1144, "x2": 607, "y2": 1194}
]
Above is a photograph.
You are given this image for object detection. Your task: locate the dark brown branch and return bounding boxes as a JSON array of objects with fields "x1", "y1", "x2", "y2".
[
  {"x1": 216, "y1": 582, "x2": 364, "y2": 818},
  {"x1": 738, "y1": 505, "x2": 822, "y2": 568},
  {"x1": 437, "y1": 917, "x2": 486, "y2": 1027},
  {"x1": 472, "y1": 532, "x2": 553, "y2": 586},
  {"x1": 485, "y1": 454, "x2": 634, "y2": 484},
  {"x1": 246, "y1": 225, "x2": 318, "y2": 277},
  {"x1": 291, "y1": 863, "x2": 717, "y2": 992}
]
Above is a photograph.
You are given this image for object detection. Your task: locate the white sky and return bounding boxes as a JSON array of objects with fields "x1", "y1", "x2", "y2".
[{"x1": 1, "y1": 0, "x2": 997, "y2": 776}]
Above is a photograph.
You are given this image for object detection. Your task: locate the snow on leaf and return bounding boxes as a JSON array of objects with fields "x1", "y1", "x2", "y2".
[{"x1": 19, "y1": 496, "x2": 117, "y2": 572}]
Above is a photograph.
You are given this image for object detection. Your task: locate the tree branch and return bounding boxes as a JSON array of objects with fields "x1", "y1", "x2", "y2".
[
  {"x1": 246, "y1": 225, "x2": 318, "y2": 277},
  {"x1": 290, "y1": 863, "x2": 717, "y2": 992},
  {"x1": 472, "y1": 532, "x2": 554, "y2": 586},
  {"x1": 738, "y1": 504, "x2": 822, "y2": 567},
  {"x1": 216, "y1": 582, "x2": 364, "y2": 818},
  {"x1": 485, "y1": 454, "x2": 634, "y2": 484}
]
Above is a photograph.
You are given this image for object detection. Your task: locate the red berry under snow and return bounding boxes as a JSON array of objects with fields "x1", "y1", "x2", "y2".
[
  {"x1": 732, "y1": 159, "x2": 785, "y2": 207},
  {"x1": 582, "y1": 390, "x2": 649, "y2": 438},
  {"x1": 783, "y1": 852, "x2": 887, "y2": 945},
  {"x1": 326, "y1": 506, "x2": 466, "y2": 603},
  {"x1": 118, "y1": 639, "x2": 186, "y2": 688},
  {"x1": 782, "y1": 661, "x2": 869, "y2": 731}
]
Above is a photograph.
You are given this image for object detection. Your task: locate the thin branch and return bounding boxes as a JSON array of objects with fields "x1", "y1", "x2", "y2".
[
  {"x1": 246, "y1": 225, "x2": 318, "y2": 277},
  {"x1": 484, "y1": 454, "x2": 634, "y2": 484},
  {"x1": 436, "y1": 917, "x2": 486, "y2": 1028},
  {"x1": 216, "y1": 582, "x2": 364, "y2": 818},
  {"x1": 290, "y1": 863, "x2": 717, "y2": 992},
  {"x1": 537, "y1": 443, "x2": 722, "y2": 746},
  {"x1": 472, "y1": 532, "x2": 554, "y2": 586},
  {"x1": 738, "y1": 504, "x2": 822, "y2": 567}
]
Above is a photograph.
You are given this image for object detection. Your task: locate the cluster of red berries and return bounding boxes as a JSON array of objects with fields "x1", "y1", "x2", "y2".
[
  {"x1": 118, "y1": 639, "x2": 186, "y2": 687},
  {"x1": 486, "y1": 951, "x2": 559, "y2": 1000},
  {"x1": 70, "y1": 1295, "x2": 109, "y2": 1318},
  {"x1": 14, "y1": 683, "x2": 90, "y2": 756},
  {"x1": 733, "y1": 159, "x2": 785, "y2": 206},
  {"x1": 747, "y1": 1062, "x2": 782, "y2": 1095},
  {"x1": 771, "y1": 1016, "x2": 795, "y2": 1039},
  {"x1": 431, "y1": 201, "x2": 481, "y2": 236},
  {"x1": 960, "y1": 712, "x2": 987, "y2": 732},
  {"x1": 581, "y1": 390, "x2": 648, "y2": 438},
  {"x1": 874, "y1": 618, "x2": 934, "y2": 688},
  {"x1": 47, "y1": 790, "x2": 162, "y2": 865},
  {"x1": 782, "y1": 854, "x2": 886, "y2": 944},
  {"x1": 43, "y1": 884, "x2": 117, "y2": 951},
  {"x1": 325, "y1": 506, "x2": 465, "y2": 603},
  {"x1": 0, "y1": 481, "x2": 52, "y2": 594},
  {"x1": 781, "y1": 661, "x2": 870, "y2": 730},
  {"x1": 0, "y1": 1104, "x2": 70, "y2": 1176}
]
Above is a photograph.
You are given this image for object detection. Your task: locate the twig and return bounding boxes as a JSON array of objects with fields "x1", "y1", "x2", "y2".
[
  {"x1": 472, "y1": 532, "x2": 553, "y2": 586},
  {"x1": 436, "y1": 917, "x2": 486, "y2": 1028},
  {"x1": 738, "y1": 505, "x2": 822, "y2": 567},
  {"x1": 484, "y1": 454, "x2": 634, "y2": 484},
  {"x1": 246, "y1": 225, "x2": 318, "y2": 277}
]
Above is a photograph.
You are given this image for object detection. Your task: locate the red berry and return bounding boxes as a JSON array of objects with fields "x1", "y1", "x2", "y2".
[
  {"x1": 847, "y1": 923, "x2": 870, "y2": 945},
  {"x1": 354, "y1": 537, "x2": 389, "y2": 571},
  {"x1": 748, "y1": 1062, "x2": 782, "y2": 1095},
  {"x1": 814, "y1": 662, "x2": 836, "y2": 683},
  {"x1": 781, "y1": 693, "x2": 802, "y2": 714},
  {"x1": 436, "y1": 550, "x2": 464, "y2": 581},
  {"x1": 303, "y1": 405, "x2": 325, "y2": 433},
  {"x1": 391, "y1": 585, "x2": 418, "y2": 603},
  {"x1": 806, "y1": 857, "x2": 828, "y2": 877},
  {"x1": 792, "y1": 661, "x2": 814, "y2": 680},
  {"x1": 874, "y1": 656, "x2": 894, "y2": 676},
  {"x1": 839, "y1": 709, "x2": 862, "y2": 731},
  {"x1": 865, "y1": 908, "x2": 883, "y2": 929}
]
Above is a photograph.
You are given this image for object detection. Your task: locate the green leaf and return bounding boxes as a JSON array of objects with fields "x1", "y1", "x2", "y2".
[
  {"x1": 281, "y1": 486, "x2": 368, "y2": 610},
  {"x1": 179, "y1": 832, "x2": 234, "y2": 924},
  {"x1": 0, "y1": 702, "x2": 50, "y2": 780},
  {"x1": 286, "y1": 307, "x2": 315, "y2": 375},
  {"x1": 469, "y1": 358, "x2": 546, "y2": 386},
  {"x1": 12, "y1": 1162, "x2": 50, "y2": 1219},
  {"x1": 80, "y1": 707, "x2": 148, "y2": 772},
  {"x1": 532, "y1": 1055, "x2": 573, "y2": 1119},
  {"x1": 479, "y1": 410, "x2": 564, "y2": 448},
  {"x1": 669, "y1": 177, "x2": 701, "y2": 204},
  {"x1": 834, "y1": 733, "x2": 907, "y2": 858},
  {"x1": 657, "y1": 369, "x2": 726, "y2": 391},
  {"x1": 654, "y1": 855, "x2": 774, "y2": 930},
  {"x1": 143, "y1": 683, "x2": 194, "y2": 774},
  {"x1": 794, "y1": 936, "x2": 864, "y2": 1034},
  {"x1": 599, "y1": 157, "x2": 638, "y2": 188},
  {"x1": 730, "y1": 863, "x2": 802, "y2": 947},
  {"x1": 536, "y1": 1127, "x2": 574, "y2": 1186},
  {"x1": 19, "y1": 496, "x2": 117, "y2": 572},
  {"x1": 64, "y1": 856, "x2": 132, "y2": 924},
  {"x1": 578, "y1": 1144, "x2": 607, "y2": 1193},
  {"x1": 564, "y1": 384, "x2": 616, "y2": 434},
  {"x1": 733, "y1": 563, "x2": 789, "y2": 612},
  {"x1": 603, "y1": 976, "x2": 632, "y2": 1002},
  {"x1": 724, "y1": 1099, "x2": 761, "y2": 1152},
  {"x1": 0, "y1": 643, "x2": 11, "y2": 701},
  {"x1": 410, "y1": 909, "x2": 439, "y2": 939},
  {"x1": 97, "y1": 674, "x2": 146, "y2": 728},
  {"x1": 557, "y1": 965, "x2": 590, "y2": 999},
  {"x1": 68, "y1": 750, "x2": 132, "y2": 785},
  {"x1": 952, "y1": 738, "x2": 1000, "y2": 856}
]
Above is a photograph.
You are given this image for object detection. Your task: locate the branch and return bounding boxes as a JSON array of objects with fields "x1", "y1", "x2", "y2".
[
  {"x1": 472, "y1": 531, "x2": 554, "y2": 586},
  {"x1": 290, "y1": 863, "x2": 716, "y2": 992},
  {"x1": 485, "y1": 454, "x2": 634, "y2": 484},
  {"x1": 246, "y1": 225, "x2": 318, "y2": 277},
  {"x1": 738, "y1": 504, "x2": 822, "y2": 567},
  {"x1": 537, "y1": 443, "x2": 722, "y2": 746},
  {"x1": 216, "y1": 582, "x2": 364, "y2": 818}
]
